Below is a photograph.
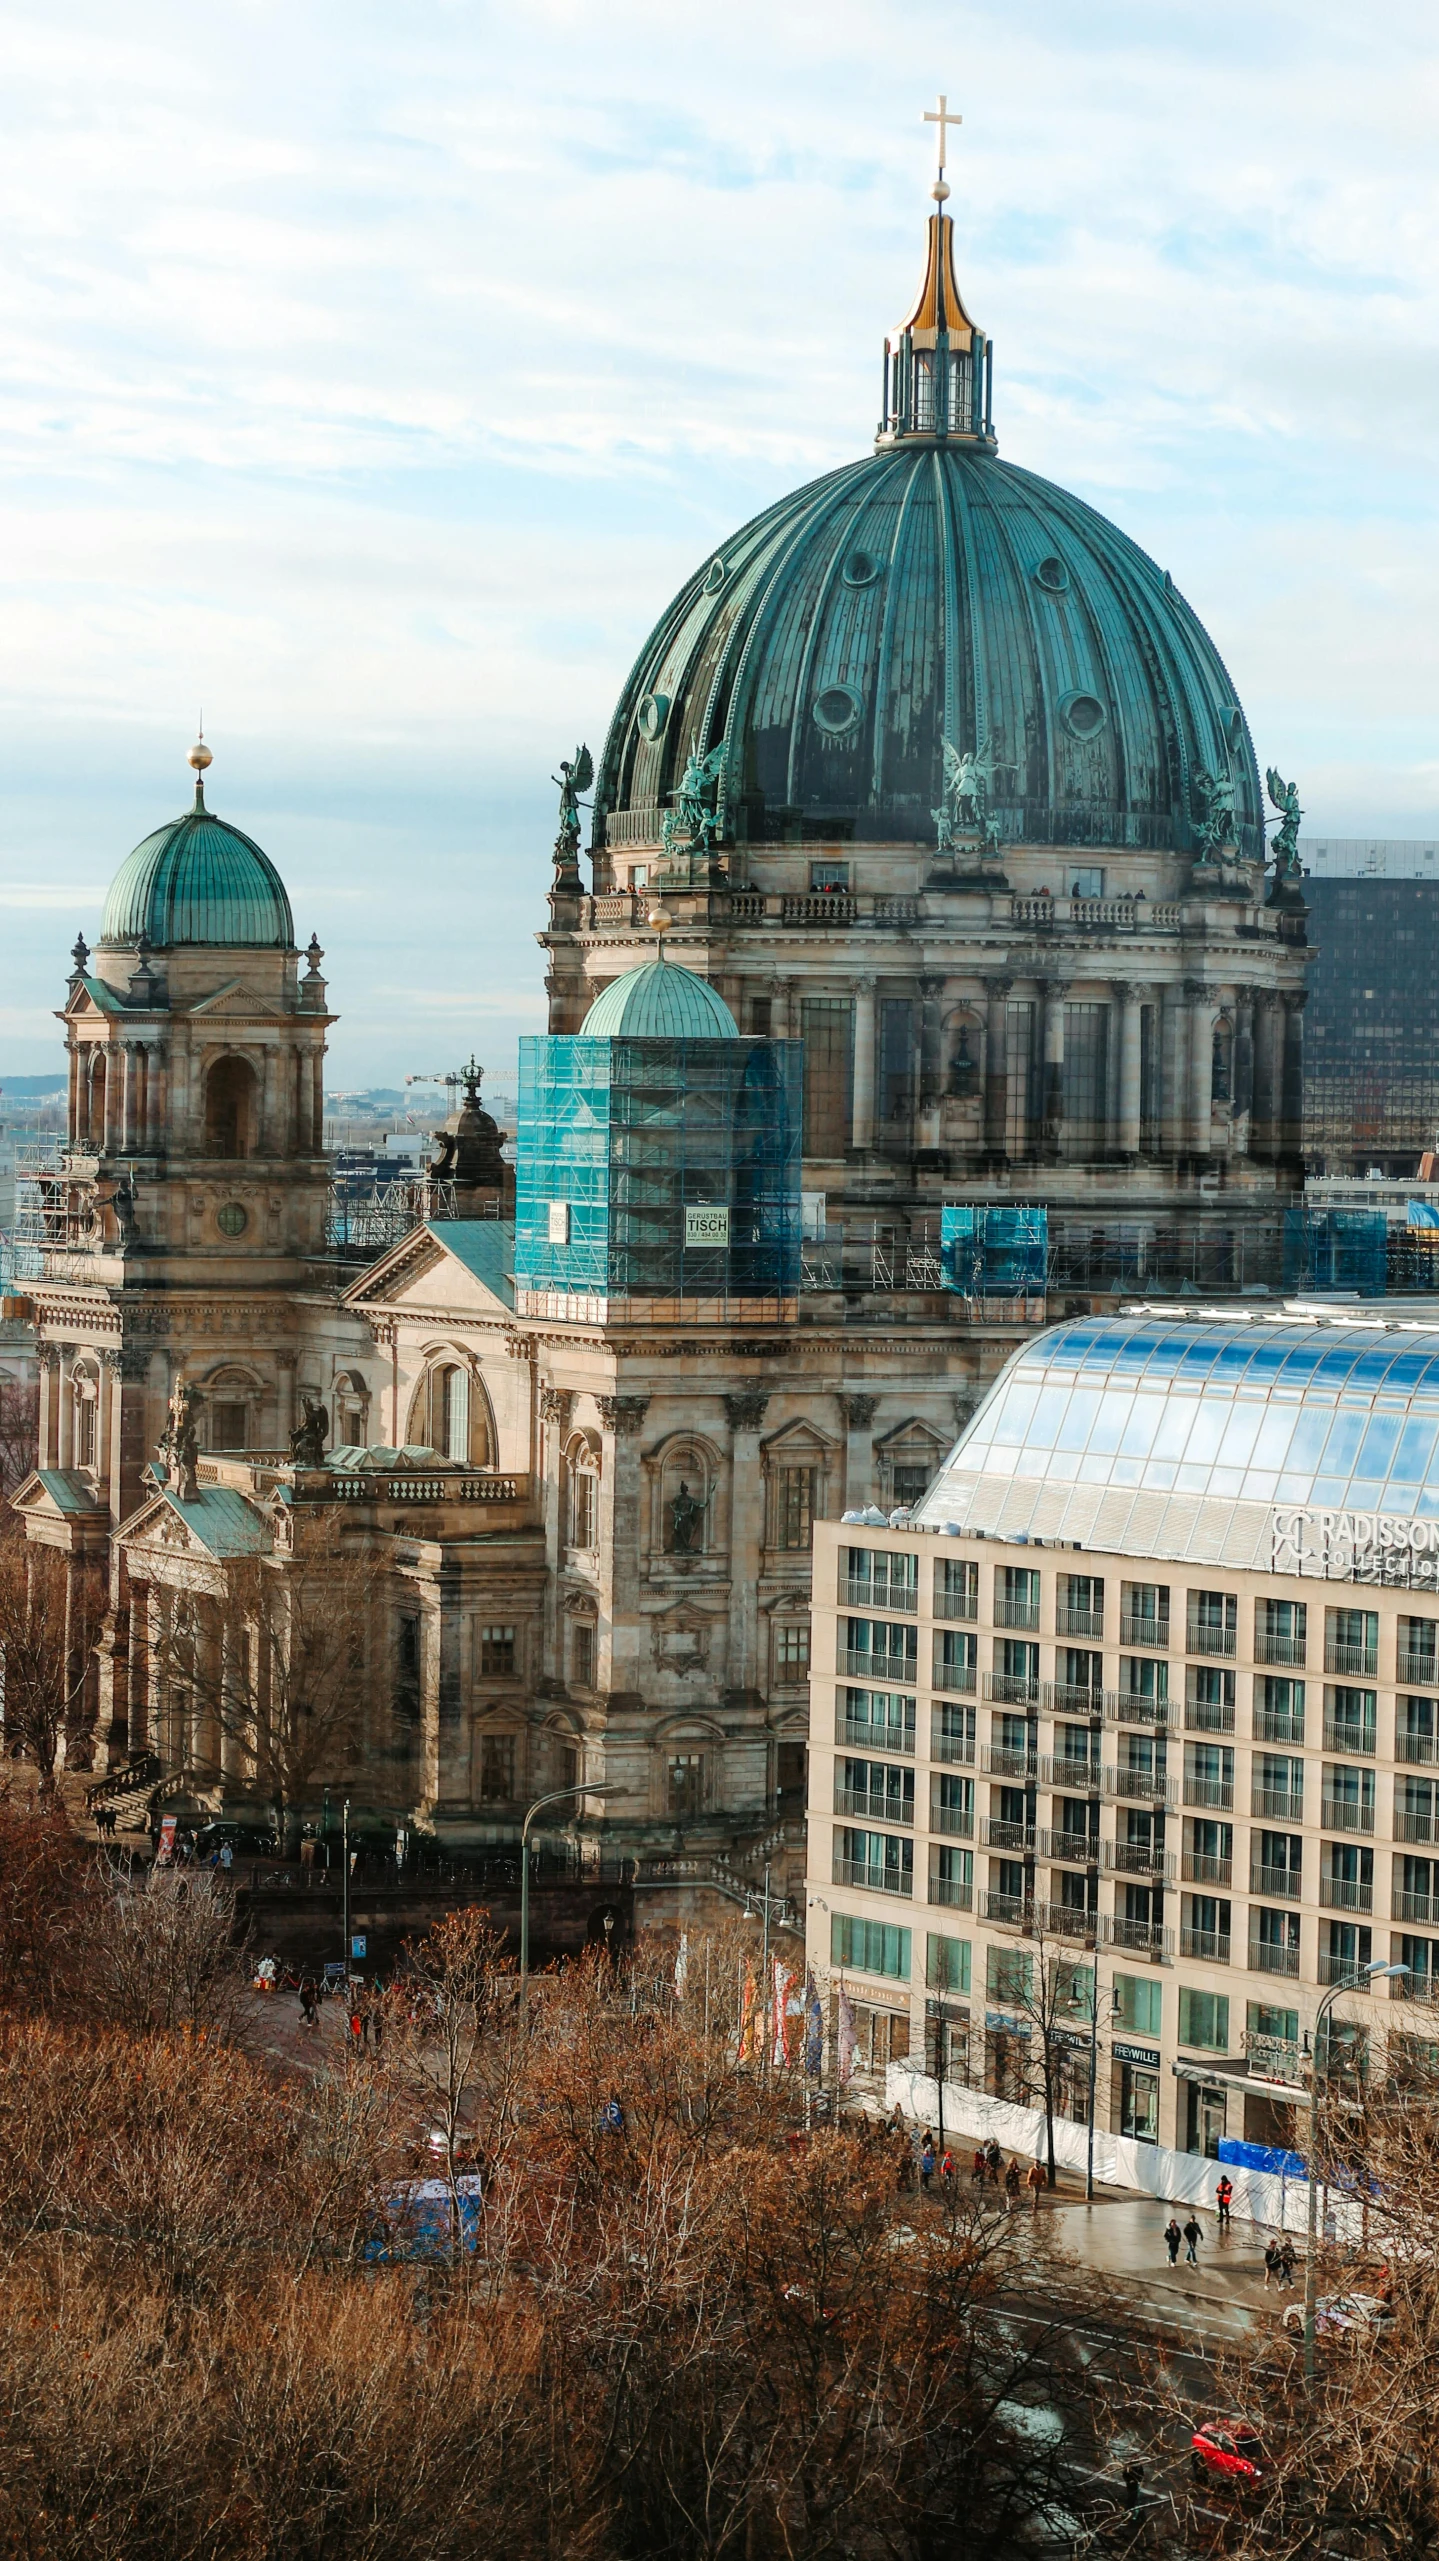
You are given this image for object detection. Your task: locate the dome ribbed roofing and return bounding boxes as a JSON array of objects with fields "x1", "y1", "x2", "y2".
[
  {"x1": 100, "y1": 790, "x2": 294, "y2": 949},
  {"x1": 596, "y1": 433, "x2": 1261, "y2": 861},
  {"x1": 582, "y1": 959, "x2": 737, "y2": 1039}
]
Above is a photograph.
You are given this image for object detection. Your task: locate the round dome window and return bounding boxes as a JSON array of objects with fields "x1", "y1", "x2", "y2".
[
  {"x1": 216, "y1": 1202, "x2": 248, "y2": 1237},
  {"x1": 1060, "y1": 690, "x2": 1107, "y2": 740},
  {"x1": 812, "y1": 685, "x2": 863, "y2": 737},
  {"x1": 1035, "y1": 556, "x2": 1070, "y2": 593},
  {"x1": 703, "y1": 557, "x2": 727, "y2": 594},
  {"x1": 841, "y1": 550, "x2": 881, "y2": 588},
  {"x1": 637, "y1": 691, "x2": 670, "y2": 743}
]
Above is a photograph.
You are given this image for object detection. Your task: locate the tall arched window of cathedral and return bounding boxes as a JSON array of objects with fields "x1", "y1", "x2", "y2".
[
  {"x1": 567, "y1": 1436, "x2": 601, "y2": 1552},
  {"x1": 204, "y1": 1055, "x2": 257, "y2": 1158},
  {"x1": 334, "y1": 1370, "x2": 370, "y2": 1449},
  {"x1": 202, "y1": 1367, "x2": 261, "y2": 1451},
  {"x1": 71, "y1": 1363, "x2": 98, "y2": 1471},
  {"x1": 411, "y1": 1358, "x2": 488, "y2": 1464}
]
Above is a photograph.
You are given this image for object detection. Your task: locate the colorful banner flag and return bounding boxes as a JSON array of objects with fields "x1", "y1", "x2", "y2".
[
  {"x1": 738, "y1": 1965, "x2": 757, "y2": 2065},
  {"x1": 837, "y1": 1981, "x2": 856, "y2": 2087},
  {"x1": 772, "y1": 1959, "x2": 794, "y2": 2067},
  {"x1": 804, "y1": 1970, "x2": 823, "y2": 2077}
]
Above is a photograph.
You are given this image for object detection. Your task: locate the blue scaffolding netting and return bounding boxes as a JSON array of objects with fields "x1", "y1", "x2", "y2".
[
  {"x1": 1282, "y1": 1208, "x2": 1389, "y2": 1299},
  {"x1": 939, "y1": 1205, "x2": 1049, "y2": 1298}
]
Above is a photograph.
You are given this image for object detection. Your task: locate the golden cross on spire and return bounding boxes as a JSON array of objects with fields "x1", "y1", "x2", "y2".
[{"x1": 923, "y1": 92, "x2": 962, "y2": 178}]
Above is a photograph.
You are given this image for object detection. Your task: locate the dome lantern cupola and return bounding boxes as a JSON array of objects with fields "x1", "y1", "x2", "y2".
[
  {"x1": 879, "y1": 94, "x2": 995, "y2": 450},
  {"x1": 99, "y1": 738, "x2": 295, "y2": 951}
]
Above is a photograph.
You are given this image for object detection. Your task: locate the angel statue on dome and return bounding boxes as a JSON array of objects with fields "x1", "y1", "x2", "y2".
[
  {"x1": 933, "y1": 737, "x2": 1014, "y2": 857},
  {"x1": 1265, "y1": 767, "x2": 1304, "y2": 881},
  {"x1": 552, "y1": 745, "x2": 593, "y2": 874}
]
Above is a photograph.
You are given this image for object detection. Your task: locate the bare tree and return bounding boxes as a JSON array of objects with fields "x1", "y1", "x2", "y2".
[
  {"x1": 87, "y1": 1865, "x2": 251, "y2": 2039},
  {"x1": 987, "y1": 1914, "x2": 1095, "y2": 2187},
  {"x1": 141, "y1": 1531, "x2": 390, "y2": 1847},
  {"x1": 0, "y1": 1530, "x2": 98, "y2": 1789},
  {"x1": 0, "y1": 1381, "x2": 39, "y2": 1507}
]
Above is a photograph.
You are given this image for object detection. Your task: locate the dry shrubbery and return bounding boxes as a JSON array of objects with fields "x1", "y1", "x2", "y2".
[{"x1": 0, "y1": 1809, "x2": 1114, "y2": 2561}]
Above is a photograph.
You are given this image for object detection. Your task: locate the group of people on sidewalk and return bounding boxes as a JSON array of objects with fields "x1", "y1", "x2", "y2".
[
  {"x1": 893, "y1": 2118, "x2": 1051, "y2": 2212},
  {"x1": 1160, "y1": 2174, "x2": 1298, "y2": 2284}
]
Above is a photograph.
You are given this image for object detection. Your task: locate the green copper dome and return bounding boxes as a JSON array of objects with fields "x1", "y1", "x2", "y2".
[
  {"x1": 100, "y1": 778, "x2": 294, "y2": 949},
  {"x1": 581, "y1": 958, "x2": 737, "y2": 1039},
  {"x1": 595, "y1": 213, "x2": 1262, "y2": 862}
]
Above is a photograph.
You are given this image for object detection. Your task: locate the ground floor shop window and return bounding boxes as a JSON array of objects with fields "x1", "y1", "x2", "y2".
[
  {"x1": 1186, "y1": 2081, "x2": 1228, "y2": 2157},
  {"x1": 1118, "y1": 2062, "x2": 1159, "y2": 2143}
]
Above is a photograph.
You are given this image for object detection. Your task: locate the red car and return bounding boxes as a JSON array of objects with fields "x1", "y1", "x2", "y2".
[{"x1": 1191, "y1": 2422, "x2": 1264, "y2": 2485}]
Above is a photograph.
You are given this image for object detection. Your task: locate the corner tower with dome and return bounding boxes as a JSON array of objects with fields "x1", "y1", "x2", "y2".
[{"x1": 543, "y1": 156, "x2": 1309, "y2": 1284}]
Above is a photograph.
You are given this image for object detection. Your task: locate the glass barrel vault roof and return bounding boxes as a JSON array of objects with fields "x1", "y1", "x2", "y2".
[{"x1": 917, "y1": 1315, "x2": 1439, "y2": 1531}]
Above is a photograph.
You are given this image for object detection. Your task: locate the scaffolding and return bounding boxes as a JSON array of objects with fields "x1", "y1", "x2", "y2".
[{"x1": 515, "y1": 1035, "x2": 802, "y2": 1307}]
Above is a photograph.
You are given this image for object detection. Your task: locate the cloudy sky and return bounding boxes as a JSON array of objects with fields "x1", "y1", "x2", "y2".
[{"x1": 0, "y1": 0, "x2": 1435, "y2": 1084}]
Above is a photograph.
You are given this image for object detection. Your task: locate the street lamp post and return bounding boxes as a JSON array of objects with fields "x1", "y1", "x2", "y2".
[
  {"x1": 1303, "y1": 1960, "x2": 1408, "y2": 2386},
  {"x1": 742, "y1": 1863, "x2": 790, "y2": 2072},
  {"x1": 341, "y1": 1797, "x2": 351, "y2": 1988},
  {"x1": 519, "y1": 1781, "x2": 620, "y2": 2012}
]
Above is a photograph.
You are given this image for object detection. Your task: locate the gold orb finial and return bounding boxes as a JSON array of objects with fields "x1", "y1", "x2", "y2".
[
  {"x1": 187, "y1": 738, "x2": 212, "y2": 773},
  {"x1": 647, "y1": 904, "x2": 673, "y2": 936}
]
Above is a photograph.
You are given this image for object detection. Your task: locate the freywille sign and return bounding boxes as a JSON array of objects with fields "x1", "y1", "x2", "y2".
[{"x1": 1271, "y1": 1507, "x2": 1439, "y2": 1580}]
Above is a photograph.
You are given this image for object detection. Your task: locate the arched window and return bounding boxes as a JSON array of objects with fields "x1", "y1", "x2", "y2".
[
  {"x1": 568, "y1": 1439, "x2": 601, "y2": 1551},
  {"x1": 200, "y1": 1367, "x2": 262, "y2": 1451},
  {"x1": 72, "y1": 1367, "x2": 98, "y2": 1471},
  {"x1": 204, "y1": 1056, "x2": 257, "y2": 1158},
  {"x1": 411, "y1": 1360, "x2": 488, "y2": 1464},
  {"x1": 334, "y1": 1370, "x2": 370, "y2": 1449}
]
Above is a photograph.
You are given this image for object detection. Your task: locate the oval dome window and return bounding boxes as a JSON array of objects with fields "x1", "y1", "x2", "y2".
[
  {"x1": 1035, "y1": 556, "x2": 1070, "y2": 593},
  {"x1": 637, "y1": 692, "x2": 670, "y2": 743},
  {"x1": 1060, "y1": 690, "x2": 1107, "y2": 739},
  {"x1": 812, "y1": 685, "x2": 863, "y2": 737},
  {"x1": 703, "y1": 557, "x2": 727, "y2": 593},
  {"x1": 841, "y1": 550, "x2": 881, "y2": 588}
]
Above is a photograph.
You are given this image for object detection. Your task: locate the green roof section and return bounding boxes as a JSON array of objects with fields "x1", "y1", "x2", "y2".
[
  {"x1": 581, "y1": 960, "x2": 737, "y2": 1040},
  {"x1": 159, "y1": 1484, "x2": 272, "y2": 1556},
  {"x1": 35, "y1": 1469, "x2": 109, "y2": 1516},
  {"x1": 424, "y1": 1219, "x2": 516, "y2": 1308},
  {"x1": 100, "y1": 785, "x2": 294, "y2": 950}
]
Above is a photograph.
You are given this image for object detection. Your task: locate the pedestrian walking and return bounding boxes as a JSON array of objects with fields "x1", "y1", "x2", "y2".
[
  {"x1": 940, "y1": 2147, "x2": 954, "y2": 2194},
  {"x1": 1026, "y1": 2159, "x2": 1046, "y2": 2212},
  {"x1": 219, "y1": 1840, "x2": 234, "y2": 1876},
  {"x1": 986, "y1": 2138, "x2": 1002, "y2": 2185},
  {"x1": 1004, "y1": 2156, "x2": 1022, "y2": 2211},
  {"x1": 1263, "y1": 2239, "x2": 1280, "y2": 2287},
  {"x1": 1277, "y1": 2236, "x2": 1296, "y2": 2289},
  {"x1": 348, "y1": 2007, "x2": 365, "y2": 2052},
  {"x1": 1215, "y1": 2173, "x2": 1233, "y2": 2229},
  {"x1": 971, "y1": 2146, "x2": 986, "y2": 2185},
  {"x1": 1183, "y1": 2215, "x2": 1202, "y2": 2265},
  {"x1": 1164, "y1": 2217, "x2": 1182, "y2": 2265},
  {"x1": 919, "y1": 2138, "x2": 936, "y2": 2193}
]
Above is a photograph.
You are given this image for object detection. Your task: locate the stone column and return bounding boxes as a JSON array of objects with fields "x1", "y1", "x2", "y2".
[
  {"x1": 1040, "y1": 980, "x2": 1066, "y2": 1162},
  {"x1": 102, "y1": 1048, "x2": 119, "y2": 1154},
  {"x1": 219, "y1": 1621, "x2": 243, "y2": 1781},
  {"x1": 1250, "y1": 990, "x2": 1278, "y2": 1162},
  {"x1": 311, "y1": 1051, "x2": 325, "y2": 1152},
  {"x1": 1185, "y1": 980, "x2": 1214, "y2": 1158},
  {"x1": 919, "y1": 976, "x2": 944, "y2": 1112},
  {"x1": 1233, "y1": 998, "x2": 1255, "y2": 1151},
  {"x1": 840, "y1": 1392, "x2": 878, "y2": 1514},
  {"x1": 723, "y1": 1390, "x2": 769, "y2": 1696},
  {"x1": 57, "y1": 1352, "x2": 73, "y2": 1470},
  {"x1": 67, "y1": 1043, "x2": 80, "y2": 1144},
  {"x1": 1117, "y1": 983, "x2": 1144, "y2": 1160},
  {"x1": 851, "y1": 976, "x2": 877, "y2": 1152},
  {"x1": 37, "y1": 1349, "x2": 57, "y2": 1469},
  {"x1": 127, "y1": 1580, "x2": 150, "y2": 1757},
  {"x1": 983, "y1": 978, "x2": 1011, "y2": 1166},
  {"x1": 1279, "y1": 991, "x2": 1307, "y2": 1174}
]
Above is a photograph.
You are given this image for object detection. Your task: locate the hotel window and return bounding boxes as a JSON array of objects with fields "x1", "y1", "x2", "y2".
[
  {"x1": 831, "y1": 1911, "x2": 910, "y2": 1978},
  {"x1": 934, "y1": 1558, "x2": 978, "y2": 1621}
]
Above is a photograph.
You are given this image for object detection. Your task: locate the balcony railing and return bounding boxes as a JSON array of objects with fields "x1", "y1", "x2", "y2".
[
  {"x1": 1100, "y1": 1917, "x2": 1173, "y2": 1959},
  {"x1": 932, "y1": 1802, "x2": 974, "y2": 1838},
  {"x1": 1039, "y1": 1827, "x2": 1096, "y2": 1866},
  {"x1": 980, "y1": 1889, "x2": 1030, "y2": 1927},
  {"x1": 1394, "y1": 1888, "x2": 1439, "y2": 1926},
  {"x1": 1106, "y1": 1692, "x2": 1175, "y2": 1730},
  {"x1": 1320, "y1": 1797, "x2": 1375, "y2": 1835},
  {"x1": 929, "y1": 1877, "x2": 973, "y2": 1911},
  {"x1": 1255, "y1": 1631, "x2": 1308, "y2": 1667},
  {"x1": 835, "y1": 1786, "x2": 913, "y2": 1827},
  {"x1": 1395, "y1": 1809, "x2": 1437, "y2": 1844},
  {"x1": 1397, "y1": 1650, "x2": 1439, "y2": 1688},
  {"x1": 1187, "y1": 1617, "x2": 1237, "y2": 1659},
  {"x1": 838, "y1": 1714, "x2": 915, "y2": 1755},
  {"x1": 842, "y1": 1577, "x2": 916, "y2": 1613},
  {"x1": 1253, "y1": 1708, "x2": 1306, "y2": 1746},
  {"x1": 933, "y1": 1587, "x2": 978, "y2": 1623},
  {"x1": 1252, "y1": 1787, "x2": 1304, "y2": 1823},
  {"x1": 1039, "y1": 1751, "x2": 1103, "y2": 1789},
  {"x1": 995, "y1": 1598, "x2": 1040, "y2": 1631},
  {"x1": 832, "y1": 1857, "x2": 911, "y2": 1897},
  {"x1": 931, "y1": 1719, "x2": 976, "y2": 1765},
  {"x1": 1035, "y1": 1902, "x2": 1097, "y2": 1944},
  {"x1": 1251, "y1": 1938, "x2": 1301, "y2": 1978},
  {"x1": 841, "y1": 1650, "x2": 917, "y2": 1685},
  {"x1": 1180, "y1": 1927, "x2": 1230, "y2": 1964},
  {"x1": 1056, "y1": 1606, "x2": 1104, "y2": 1639},
  {"x1": 1251, "y1": 1864, "x2": 1302, "y2": 1900},
  {"x1": 1397, "y1": 1730, "x2": 1439, "y2": 1766},
  {"x1": 1106, "y1": 1766, "x2": 1176, "y2": 1806},
  {"x1": 1325, "y1": 1642, "x2": 1377, "y2": 1678},
  {"x1": 1186, "y1": 1697, "x2": 1235, "y2": 1735},
  {"x1": 931, "y1": 1656, "x2": 978, "y2": 1695},
  {"x1": 984, "y1": 1672, "x2": 1041, "y2": 1707},
  {"x1": 1320, "y1": 1951, "x2": 1374, "y2": 1986},
  {"x1": 1104, "y1": 1839, "x2": 1175, "y2": 1881},
  {"x1": 1047, "y1": 1681, "x2": 1110, "y2": 1717},
  {"x1": 1320, "y1": 1876, "x2": 1372, "y2": 1913},
  {"x1": 1119, "y1": 1614, "x2": 1169, "y2": 1650},
  {"x1": 1323, "y1": 1720, "x2": 1376, "y2": 1758},
  {"x1": 981, "y1": 1743, "x2": 1037, "y2": 1779},
  {"x1": 1182, "y1": 1776, "x2": 1233, "y2": 1811},
  {"x1": 981, "y1": 1817, "x2": 1035, "y2": 1852},
  {"x1": 1182, "y1": 1852, "x2": 1233, "y2": 1887}
]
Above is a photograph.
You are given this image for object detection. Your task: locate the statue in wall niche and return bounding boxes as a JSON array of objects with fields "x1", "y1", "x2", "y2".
[
  {"x1": 157, "y1": 1381, "x2": 200, "y2": 1504},
  {"x1": 946, "y1": 1025, "x2": 979, "y2": 1095},
  {"x1": 667, "y1": 1478, "x2": 711, "y2": 1555},
  {"x1": 289, "y1": 1397, "x2": 329, "y2": 1467}
]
